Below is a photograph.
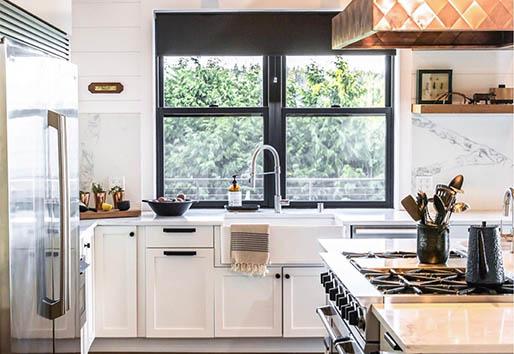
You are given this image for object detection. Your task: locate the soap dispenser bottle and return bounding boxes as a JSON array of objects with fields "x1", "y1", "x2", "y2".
[{"x1": 228, "y1": 175, "x2": 242, "y2": 207}]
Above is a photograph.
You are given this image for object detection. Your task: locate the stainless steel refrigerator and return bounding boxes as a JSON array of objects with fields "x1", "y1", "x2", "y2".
[{"x1": 0, "y1": 38, "x2": 80, "y2": 354}]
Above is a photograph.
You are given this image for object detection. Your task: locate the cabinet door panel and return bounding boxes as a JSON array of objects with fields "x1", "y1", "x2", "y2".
[
  {"x1": 146, "y1": 249, "x2": 214, "y2": 338},
  {"x1": 215, "y1": 268, "x2": 282, "y2": 337},
  {"x1": 283, "y1": 267, "x2": 325, "y2": 337},
  {"x1": 94, "y1": 226, "x2": 137, "y2": 337}
]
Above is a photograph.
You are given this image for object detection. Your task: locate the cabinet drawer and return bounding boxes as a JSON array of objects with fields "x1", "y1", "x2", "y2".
[{"x1": 146, "y1": 226, "x2": 214, "y2": 248}]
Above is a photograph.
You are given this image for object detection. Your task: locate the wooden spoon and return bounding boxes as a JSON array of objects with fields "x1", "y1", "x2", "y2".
[{"x1": 401, "y1": 195, "x2": 422, "y2": 222}]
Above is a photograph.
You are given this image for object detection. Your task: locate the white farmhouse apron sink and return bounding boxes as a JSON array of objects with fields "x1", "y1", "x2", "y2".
[{"x1": 220, "y1": 212, "x2": 344, "y2": 265}]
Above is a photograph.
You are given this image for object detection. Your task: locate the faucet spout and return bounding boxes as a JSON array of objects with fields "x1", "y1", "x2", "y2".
[{"x1": 249, "y1": 144, "x2": 288, "y2": 213}]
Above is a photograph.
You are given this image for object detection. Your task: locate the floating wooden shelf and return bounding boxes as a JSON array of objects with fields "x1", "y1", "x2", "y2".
[{"x1": 412, "y1": 104, "x2": 514, "y2": 115}]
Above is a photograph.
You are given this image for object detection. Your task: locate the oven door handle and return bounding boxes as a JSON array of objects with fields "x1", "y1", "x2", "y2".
[
  {"x1": 334, "y1": 342, "x2": 349, "y2": 354},
  {"x1": 316, "y1": 306, "x2": 353, "y2": 346}
]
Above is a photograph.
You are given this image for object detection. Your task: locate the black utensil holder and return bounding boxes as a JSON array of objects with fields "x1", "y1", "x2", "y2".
[{"x1": 417, "y1": 224, "x2": 449, "y2": 264}]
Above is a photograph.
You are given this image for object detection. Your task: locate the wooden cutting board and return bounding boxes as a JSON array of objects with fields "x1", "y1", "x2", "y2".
[{"x1": 79, "y1": 209, "x2": 141, "y2": 220}]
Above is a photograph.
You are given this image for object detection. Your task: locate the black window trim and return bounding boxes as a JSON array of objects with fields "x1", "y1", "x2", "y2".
[{"x1": 155, "y1": 54, "x2": 394, "y2": 209}]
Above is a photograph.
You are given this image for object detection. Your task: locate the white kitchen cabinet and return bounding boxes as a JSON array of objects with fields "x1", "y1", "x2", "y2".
[
  {"x1": 9, "y1": 0, "x2": 72, "y2": 34},
  {"x1": 145, "y1": 248, "x2": 214, "y2": 338},
  {"x1": 94, "y1": 226, "x2": 137, "y2": 338},
  {"x1": 81, "y1": 229, "x2": 95, "y2": 353},
  {"x1": 214, "y1": 268, "x2": 282, "y2": 337},
  {"x1": 283, "y1": 267, "x2": 325, "y2": 337}
]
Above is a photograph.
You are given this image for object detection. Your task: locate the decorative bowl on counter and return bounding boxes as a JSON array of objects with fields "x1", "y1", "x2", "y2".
[{"x1": 142, "y1": 199, "x2": 195, "y2": 216}]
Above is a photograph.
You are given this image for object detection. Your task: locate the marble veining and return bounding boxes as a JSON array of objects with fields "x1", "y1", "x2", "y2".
[
  {"x1": 372, "y1": 303, "x2": 514, "y2": 353},
  {"x1": 412, "y1": 115, "x2": 513, "y2": 210}
]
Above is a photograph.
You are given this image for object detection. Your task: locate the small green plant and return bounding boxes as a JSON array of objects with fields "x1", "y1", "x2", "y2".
[
  {"x1": 91, "y1": 182, "x2": 105, "y2": 194},
  {"x1": 109, "y1": 185, "x2": 124, "y2": 195}
]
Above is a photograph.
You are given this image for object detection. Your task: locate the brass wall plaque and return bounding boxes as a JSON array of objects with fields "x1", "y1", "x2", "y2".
[{"x1": 88, "y1": 82, "x2": 124, "y2": 94}]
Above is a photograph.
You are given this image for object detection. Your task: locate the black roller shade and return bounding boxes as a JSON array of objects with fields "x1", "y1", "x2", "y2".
[{"x1": 155, "y1": 12, "x2": 396, "y2": 56}]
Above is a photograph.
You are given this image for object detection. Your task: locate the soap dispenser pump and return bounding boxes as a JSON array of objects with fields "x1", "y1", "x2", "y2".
[{"x1": 228, "y1": 175, "x2": 242, "y2": 207}]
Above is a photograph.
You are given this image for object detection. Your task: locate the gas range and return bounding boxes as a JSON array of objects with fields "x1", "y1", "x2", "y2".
[{"x1": 318, "y1": 250, "x2": 514, "y2": 354}]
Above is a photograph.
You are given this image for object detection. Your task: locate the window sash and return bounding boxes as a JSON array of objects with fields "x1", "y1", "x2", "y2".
[{"x1": 156, "y1": 55, "x2": 394, "y2": 208}]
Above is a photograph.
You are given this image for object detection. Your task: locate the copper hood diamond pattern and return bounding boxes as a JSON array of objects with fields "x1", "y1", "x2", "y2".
[{"x1": 333, "y1": 0, "x2": 514, "y2": 49}]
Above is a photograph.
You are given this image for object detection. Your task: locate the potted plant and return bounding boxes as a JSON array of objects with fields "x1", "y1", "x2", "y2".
[
  {"x1": 91, "y1": 182, "x2": 107, "y2": 211},
  {"x1": 109, "y1": 185, "x2": 124, "y2": 209}
]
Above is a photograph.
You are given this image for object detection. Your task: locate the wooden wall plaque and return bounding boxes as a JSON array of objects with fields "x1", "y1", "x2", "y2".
[{"x1": 88, "y1": 82, "x2": 124, "y2": 94}]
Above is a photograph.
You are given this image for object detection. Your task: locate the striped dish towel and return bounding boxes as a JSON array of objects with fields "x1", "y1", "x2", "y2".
[{"x1": 230, "y1": 224, "x2": 270, "y2": 276}]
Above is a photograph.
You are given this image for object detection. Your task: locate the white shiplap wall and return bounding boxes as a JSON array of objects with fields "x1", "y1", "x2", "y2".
[{"x1": 72, "y1": 0, "x2": 142, "y2": 202}]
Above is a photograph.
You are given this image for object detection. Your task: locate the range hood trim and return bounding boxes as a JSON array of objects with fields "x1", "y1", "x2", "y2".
[{"x1": 332, "y1": 0, "x2": 514, "y2": 50}]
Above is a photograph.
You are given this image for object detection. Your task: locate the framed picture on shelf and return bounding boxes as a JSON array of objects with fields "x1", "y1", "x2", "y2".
[{"x1": 416, "y1": 69, "x2": 453, "y2": 104}]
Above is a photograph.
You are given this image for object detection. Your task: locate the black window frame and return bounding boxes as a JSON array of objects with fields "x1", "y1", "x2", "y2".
[{"x1": 155, "y1": 20, "x2": 395, "y2": 209}]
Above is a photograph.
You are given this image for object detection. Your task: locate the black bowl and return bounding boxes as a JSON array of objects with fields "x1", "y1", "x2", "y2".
[
  {"x1": 117, "y1": 200, "x2": 131, "y2": 211},
  {"x1": 142, "y1": 199, "x2": 194, "y2": 216}
]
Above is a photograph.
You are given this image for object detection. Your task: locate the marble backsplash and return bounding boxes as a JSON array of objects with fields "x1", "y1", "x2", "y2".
[
  {"x1": 79, "y1": 113, "x2": 141, "y2": 204},
  {"x1": 412, "y1": 115, "x2": 513, "y2": 210}
]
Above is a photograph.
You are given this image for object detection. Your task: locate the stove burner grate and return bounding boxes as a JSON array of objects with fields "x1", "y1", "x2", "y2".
[{"x1": 360, "y1": 267, "x2": 514, "y2": 295}]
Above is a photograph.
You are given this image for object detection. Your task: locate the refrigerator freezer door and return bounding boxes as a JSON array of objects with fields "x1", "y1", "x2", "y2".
[{"x1": 1, "y1": 38, "x2": 79, "y2": 354}]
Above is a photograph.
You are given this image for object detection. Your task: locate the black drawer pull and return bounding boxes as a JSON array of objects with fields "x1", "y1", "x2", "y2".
[
  {"x1": 162, "y1": 228, "x2": 196, "y2": 233},
  {"x1": 163, "y1": 251, "x2": 197, "y2": 256}
]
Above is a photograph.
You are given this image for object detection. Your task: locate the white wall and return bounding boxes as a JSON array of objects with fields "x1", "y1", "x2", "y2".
[
  {"x1": 73, "y1": 0, "x2": 514, "y2": 210},
  {"x1": 11, "y1": 0, "x2": 72, "y2": 34},
  {"x1": 72, "y1": 0, "x2": 142, "y2": 203},
  {"x1": 410, "y1": 50, "x2": 514, "y2": 210}
]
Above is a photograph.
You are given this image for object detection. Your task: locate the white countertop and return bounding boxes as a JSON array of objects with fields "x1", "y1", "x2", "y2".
[
  {"x1": 79, "y1": 208, "x2": 509, "y2": 232},
  {"x1": 372, "y1": 302, "x2": 514, "y2": 353}
]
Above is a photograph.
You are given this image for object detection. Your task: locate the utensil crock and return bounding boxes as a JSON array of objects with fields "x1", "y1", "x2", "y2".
[
  {"x1": 466, "y1": 221, "x2": 504, "y2": 286},
  {"x1": 417, "y1": 224, "x2": 449, "y2": 264}
]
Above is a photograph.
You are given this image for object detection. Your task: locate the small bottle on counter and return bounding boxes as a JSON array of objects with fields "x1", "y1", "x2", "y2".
[{"x1": 228, "y1": 175, "x2": 242, "y2": 207}]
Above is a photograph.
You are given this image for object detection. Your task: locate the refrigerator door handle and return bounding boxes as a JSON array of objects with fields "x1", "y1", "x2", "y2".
[{"x1": 47, "y1": 110, "x2": 70, "y2": 319}]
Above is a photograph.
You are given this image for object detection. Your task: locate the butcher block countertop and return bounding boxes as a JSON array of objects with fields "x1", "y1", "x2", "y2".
[{"x1": 372, "y1": 302, "x2": 514, "y2": 353}]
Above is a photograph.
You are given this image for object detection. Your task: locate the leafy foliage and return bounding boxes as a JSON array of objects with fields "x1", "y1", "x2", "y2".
[{"x1": 162, "y1": 56, "x2": 386, "y2": 200}]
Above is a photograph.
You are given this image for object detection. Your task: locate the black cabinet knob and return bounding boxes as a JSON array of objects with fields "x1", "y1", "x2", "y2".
[
  {"x1": 84, "y1": 243, "x2": 91, "y2": 248},
  {"x1": 285, "y1": 274, "x2": 290, "y2": 279},
  {"x1": 336, "y1": 293, "x2": 348, "y2": 307},
  {"x1": 348, "y1": 308, "x2": 359, "y2": 325},
  {"x1": 129, "y1": 231, "x2": 135, "y2": 237},
  {"x1": 275, "y1": 273, "x2": 281, "y2": 279},
  {"x1": 329, "y1": 287, "x2": 339, "y2": 301}
]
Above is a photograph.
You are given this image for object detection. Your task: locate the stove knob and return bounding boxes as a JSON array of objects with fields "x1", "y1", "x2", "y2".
[
  {"x1": 335, "y1": 292, "x2": 347, "y2": 307},
  {"x1": 336, "y1": 292, "x2": 349, "y2": 307},
  {"x1": 324, "y1": 280, "x2": 334, "y2": 293},
  {"x1": 344, "y1": 303, "x2": 356, "y2": 320},
  {"x1": 320, "y1": 272, "x2": 331, "y2": 285},
  {"x1": 357, "y1": 308, "x2": 366, "y2": 330},
  {"x1": 348, "y1": 307, "x2": 359, "y2": 325},
  {"x1": 329, "y1": 286, "x2": 342, "y2": 301}
]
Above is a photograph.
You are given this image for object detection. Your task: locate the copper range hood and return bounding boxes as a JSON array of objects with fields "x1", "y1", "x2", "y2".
[{"x1": 332, "y1": 0, "x2": 514, "y2": 49}]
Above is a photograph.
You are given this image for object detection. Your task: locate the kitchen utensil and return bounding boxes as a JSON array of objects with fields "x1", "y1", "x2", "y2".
[
  {"x1": 435, "y1": 184, "x2": 456, "y2": 208},
  {"x1": 417, "y1": 223, "x2": 450, "y2": 264},
  {"x1": 142, "y1": 199, "x2": 195, "y2": 216},
  {"x1": 416, "y1": 192, "x2": 427, "y2": 224},
  {"x1": 443, "y1": 202, "x2": 470, "y2": 224},
  {"x1": 466, "y1": 222, "x2": 505, "y2": 286},
  {"x1": 448, "y1": 175, "x2": 464, "y2": 191},
  {"x1": 433, "y1": 195, "x2": 446, "y2": 225},
  {"x1": 401, "y1": 195, "x2": 422, "y2": 222}
]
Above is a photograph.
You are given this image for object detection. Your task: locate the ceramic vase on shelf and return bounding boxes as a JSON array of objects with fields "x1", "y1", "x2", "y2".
[{"x1": 417, "y1": 223, "x2": 449, "y2": 264}]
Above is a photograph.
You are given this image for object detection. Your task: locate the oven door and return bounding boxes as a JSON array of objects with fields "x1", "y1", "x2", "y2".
[{"x1": 316, "y1": 306, "x2": 366, "y2": 354}]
